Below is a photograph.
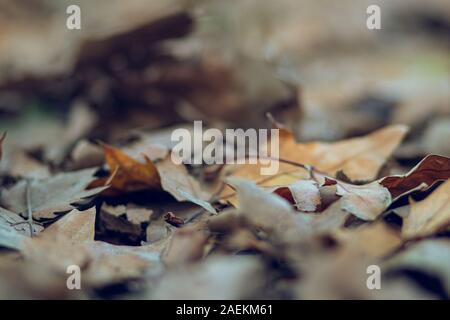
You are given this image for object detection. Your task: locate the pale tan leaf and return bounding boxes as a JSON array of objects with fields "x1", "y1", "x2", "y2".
[
  {"x1": 402, "y1": 180, "x2": 450, "y2": 239},
  {"x1": 1, "y1": 168, "x2": 106, "y2": 220}
]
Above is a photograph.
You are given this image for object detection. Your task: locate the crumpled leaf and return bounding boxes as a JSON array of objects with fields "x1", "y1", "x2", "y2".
[
  {"x1": 402, "y1": 180, "x2": 450, "y2": 239},
  {"x1": 335, "y1": 180, "x2": 392, "y2": 221},
  {"x1": 93, "y1": 143, "x2": 161, "y2": 195},
  {"x1": 380, "y1": 154, "x2": 450, "y2": 200},
  {"x1": 1, "y1": 168, "x2": 107, "y2": 220},
  {"x1": 271, "y1": 180, "x2": 321, "y2": 212},
  {"x1": 312, "y1": 172, "x2": 392, "y2": 221},
  {"x1": 94, "y1": 143, "x2": 214, "y2": 210}
]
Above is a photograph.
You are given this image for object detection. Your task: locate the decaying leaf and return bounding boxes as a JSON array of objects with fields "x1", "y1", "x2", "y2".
[
  {"x1": 227, "y1": 177, "x2": 311, "y2": 242},
  {"x1": 380, "y1": 154, "x2": 450, "y2": 200},
  {"x1": 155, "y1": 157, "x2": 212, "y2": 204},
  {"x1": 222, "y1": 124, "x2": 408, "y2": 201},
  {"x1": 94, "y1": 143, "x2": 215, "y2": 213},
  {"x1": 271, "y1": 180, "x2": 321, "y2": 212},
  {"x1": 22, "y1": 207, "x2": 162, "y2": 287},
  {"x1": 1, "y1": 168, "x2": 107, "y2": 220},
  {"x1": 402, "y1": 180, "x2": 450, "y2": 239},
  {"x1": 94, "y1": 143, "x2": 161, "y2": 195},
  {"x1": 335, "y1": 180, "x2": 392, "y2": 221},
  {"x1": 333, "y1": 222, "x2": 403, "y2": 259}
]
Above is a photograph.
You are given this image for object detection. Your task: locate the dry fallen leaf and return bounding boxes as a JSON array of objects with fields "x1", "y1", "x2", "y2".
[
  {"x1": 94, "y1": 143, "x2": 215, "y2": 212},
  {"x1": 227, "y1": 177, "x2": 311, "y2": 243},
  {"x1": 1, "y1": 168, "x2": 107, "y2": 220},
  {"x1": 380, "y1": 154, "x2": 450, "y2": 201},
  {"x1": 333, "y1": 222, "x2": 403, "y2": 259},
  {"x1": 402, "y1": 180, "x2": 450, "y2": 239},
  {"x1": 271, "y1": 180, "x2": 321, "y2": 212},
  {"x1": 222, "y1": 124, "x2": 408, "y2": 202},
  {"x1": 94, "y1": 143, "x2": 161, "y2": 195},
  {"x1": 161, "y1": 223, "x2": 209, "y2": 267},
  {"x1": 22, "y1": 207, "x2": 162, "y2": 287}
]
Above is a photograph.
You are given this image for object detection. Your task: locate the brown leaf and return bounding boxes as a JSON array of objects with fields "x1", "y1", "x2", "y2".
[
  {"x1": 23, "y1": 207, "x2": 162, "y2": 287},
  {"x1": 271, "y1": 180, "x2": 321, "y2": 212},
  {"x1": 227, "y1": 177, "x2": 312, "y2": 242},
  {"x1": 161, "y1": 223, "x2": 209, "y2": 267},
  {"x1": 94, "y1": 143, "x2": 161, "y2": 195},
  {"x1": 380, "y1": 154, "x2": 450, "y2": 200},
  {"x1": 402, "y1": 180, "x2": 450, "y2": 239},
  {"x1": 334, "y1": 222, "x2": 403, "y2": 259},
  {"x1": 222, "y1": 125, "x2": 408, "y2": 201}
]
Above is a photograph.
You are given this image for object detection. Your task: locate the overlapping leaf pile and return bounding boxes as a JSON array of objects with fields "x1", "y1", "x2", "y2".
[
  {"x1": 0, "y1": 0, "x2": 449, "y2": 300},
  {"x1": 0, "y1": 121, "x2": 449, "y2": 299}
]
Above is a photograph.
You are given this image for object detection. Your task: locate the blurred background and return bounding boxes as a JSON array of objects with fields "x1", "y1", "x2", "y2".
[{"x1": 0, "y1": 0, "x2": 449, "y2": 172}]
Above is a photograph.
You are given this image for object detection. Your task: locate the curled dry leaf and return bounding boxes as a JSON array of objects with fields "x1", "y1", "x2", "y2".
[
  {"x1": 1, "y1": 168, "x2": 107, "y2": 220},
  {"x1": 312, "y1": 172, "x2": 392, "y2": 221},
  {"x1": 402, "y1": 180, "x2": 450, "y2": 239},
  {"x1": 271, "y1": 180, "x2": 321, "y2": 212},
  {"x1": 93, "y1": 143, "x2": 161, "y2": 195},
  {"x1": 335, "y1": 181, "x2": 392, "y2": 221},
  {"x1": 380, "y1": 154, "x2": 450, "y2": 200},
  {"x1": 94, "y1": 143, "x2": 215, "y2": 211}
]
